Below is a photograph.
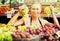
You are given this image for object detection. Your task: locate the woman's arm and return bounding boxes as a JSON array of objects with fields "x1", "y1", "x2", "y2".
[
  {"x1": 7, "y1": 12, "x2": 20, "y2": 25},
  {"x1": 13, "y1": 18, "x2": 24, "y2": 26},
  {"x1": 7, "y1": 6, "x2": 22, "y2": 25},
  {"x1": 40, "y1": 6, "x2": 59, "y2": 27},
  {"x1": 51, "y1": 6, "x2": 59, "y2": 27},
  {"x1": 51, "y1": 11, "x2": 59, "y2": 27}
]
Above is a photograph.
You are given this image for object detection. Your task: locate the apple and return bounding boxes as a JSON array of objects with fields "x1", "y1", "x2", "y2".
[
  {"x1": 33, "y1": 30, "x2": 37, "y2": 34},
  {"x1": 29, "y1": 30, "x2": 34, "y2": 35},
  {"x1": 11, "y1": 33, "x2": 17, "y2": 38},
  {"x1": 20, "y1": 32, "x2": 26, "y2": 38},
  {"x1": 36, "y1": 29, "x2": 40, "y2": 34},
  {"x1": 25, "y1": 32, "x2": 32, "y2": 38}
]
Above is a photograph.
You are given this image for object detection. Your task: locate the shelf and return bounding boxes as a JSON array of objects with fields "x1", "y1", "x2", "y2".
[
  {"x1": 0, "y1": 14, "x2": 60, "y2": 18},
  {"x1": 40, "y1": 14, "x2": 60, "y2": 18},
  {"x1": 0, "y1": 4, "x2": 10, "y2": 7},
  {"x1": 40, "y1": 2, "x2": 60, "y2": 8},
  {"x1": 0, "y1": 2, "x2": 60, "y2": 7},
  {"x1": 0, "y1": 14, "x2": 14, "y2": 17},
  {"x1": 0, "y1": 14, "x2": 6, "y2": 16}
]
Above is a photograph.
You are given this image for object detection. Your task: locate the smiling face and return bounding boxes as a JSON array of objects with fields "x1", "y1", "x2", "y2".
[{"x1": 30, "y1": 4, "x2": 41, "y2": 16}]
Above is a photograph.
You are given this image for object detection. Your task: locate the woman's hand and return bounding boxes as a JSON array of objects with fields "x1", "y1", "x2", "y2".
[
  {"x1": 13, "y1": 19, "x2": 24, "y2": 26},
  {"x1": 50, "y1": 5, "x2": 54, "y2": 14},
  {"x1": 18, "y1": 6, "x2": 23, "y2": 13}
]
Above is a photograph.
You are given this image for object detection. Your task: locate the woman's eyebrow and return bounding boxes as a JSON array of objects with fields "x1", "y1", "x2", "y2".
[{"x1": 22, "y1": 9, "x2": 24, "y2": 10}]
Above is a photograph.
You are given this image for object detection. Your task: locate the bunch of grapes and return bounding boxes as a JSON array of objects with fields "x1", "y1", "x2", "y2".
[{"x1": 44, "y1": 7, "x2": 51, "y2": 17}]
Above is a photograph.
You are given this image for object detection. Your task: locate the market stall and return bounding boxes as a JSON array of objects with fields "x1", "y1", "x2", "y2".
[{"x1": 0, "y1": 0, "x2": 60, "y2": 41}]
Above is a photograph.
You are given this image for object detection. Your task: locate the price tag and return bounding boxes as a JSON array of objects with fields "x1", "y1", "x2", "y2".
[{"x1": 7, "y1": 14, "x2": 12, "y2": 18}]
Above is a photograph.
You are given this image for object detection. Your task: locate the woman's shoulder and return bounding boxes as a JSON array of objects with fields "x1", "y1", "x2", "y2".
[
  {"x1": 39, "y1": 17, "x2": 45, "y2": 21},
  {"x1": 39, "y1": 17, "x2": 49, "y2": 24}
]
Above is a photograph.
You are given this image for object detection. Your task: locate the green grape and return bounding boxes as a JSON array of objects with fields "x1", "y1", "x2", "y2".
[
  {"x1": 18, "y1": 26, "x2": 21, "y2": 30},
  {"x1": 0, "y1": 29, "x2": 3, "y2": 34},
  {"x1": 22, "y1": 26, "x2": 26, "y2": 31},
  {"x1": 0, "y1": 24, "x2": 6, "y2": 27},
  {"x1": 6, "y1": 24, "x2": 16, "y2": 32},
  {"x1": 0, "y1": 34, "x2": 3, "y2": 41},
  {"x1": 21, "y1": 6, "x2": 29, "y2": 17},
  {"x1": 1, "y1": 24, "x2": 15, "y2": 32},
  {"x1": 44, "y1": 7, "x2": 51, "y2": 17},
  {"x1": 3, "y1": 32, "x2": 12, "y2": 41},
  {"x1": 0, "y1": 30, "x2": 4, "y2": 41},
  {"x1": 30, "y1": 25, "x2": 35, "y2": 30},
  {"x1": 1, "y1": 26, "x2": 8, "y2": 32},
  {"x1": 54, "y1": 8, "x2": 60, "y2": 14},
  {"x1": 18, "y1": 26, "x2": 26, "y2": 31}
]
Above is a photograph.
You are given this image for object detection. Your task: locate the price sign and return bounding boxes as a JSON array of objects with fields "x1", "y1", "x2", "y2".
[{"x1": 7, "y1": 14, "x2": 12, "y2": 18}]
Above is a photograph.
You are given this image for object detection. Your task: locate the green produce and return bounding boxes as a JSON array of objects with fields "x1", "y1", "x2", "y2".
[
  {"x1": 30, "y1": 25, "x2": 39, "y2": 30},
  {"x1": 0, "y1": 34, "x2": 3, "y2": 41},
  {"x1": 3, "y1": 32, "x2": 12, "y2": 41},
  {"x1": 0, "y1": 29, "x2": 12, "y2": 41},
  {"x1": 18, "y1": 26, "x2": 26, "y2": 31},
  {"x1": 11, "y1": 0, "x2": 18, "y2": 4},
  {"x1": 54, "y1": 8, "x2": 60, "y2": 14},
  {"x1": 4, "y1": 0, "x2": 10, "y2": 4},
  {"x1": 0, "y1": 24, "x2": 15, "y2": 32},
  {"x1": 30, "y1": 25, "x2": 35, "y2": 30},
  {"x1": 0, "y1": 0, "x2": 2, "y2": 4},
  {"x1": 6, "y1": 24, "x2": 16, "y2": 32},
  {"x1": 0, "y1": 29, "x2": 3, "y2": 41},
  {"x1": 0, "y1": 24, "x2": 6, "y2": 27},
  {"x1": 44, "y1": 7, "x2": 51, "y2": 17},
  {"x1": 20, "y1": 5, "x2": 29, "y2": 17}
]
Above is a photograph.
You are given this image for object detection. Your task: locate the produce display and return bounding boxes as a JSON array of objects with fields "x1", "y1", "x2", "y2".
[
  {"x1": 0, "y1": 3, "x2": 60, "y2": 41},
  {"x1": 0, "y1": 32, "x2": 12, "y2": 41},
  {"x1": 12, "y1": 30, "x2": 32, "y2": 38},
  {"x1": 54, "y1": 8, "x2": 60, "y2": 14},
  {"x1": 0, "y1": 24, "x2": 16, "y2": 32},
  {"x1": 0, "y1": 7, "x2": 10, "y2": 14},
  {"x1": 0, "y1": 24, "x2": 16, "y2": 41},
  {"x1": 0, "y1": 22, "x2": 60, "y2": 41}
]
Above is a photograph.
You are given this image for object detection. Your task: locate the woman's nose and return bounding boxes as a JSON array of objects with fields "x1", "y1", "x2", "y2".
[{"x1": 34, "y1": 9, "x2": 38, "y2": 13}]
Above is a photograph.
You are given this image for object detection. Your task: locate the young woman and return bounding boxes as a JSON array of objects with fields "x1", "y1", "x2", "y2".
[
  {"x1": 29, "y1": 3, "x2": 59, "y2": 28},
  {"x1": 8, "y1": 3, "x2": 59, "y2": 28}
]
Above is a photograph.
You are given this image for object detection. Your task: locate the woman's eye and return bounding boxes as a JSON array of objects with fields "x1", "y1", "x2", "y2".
[
  {"x1": 32, "y1": 8, "x2": 39, "y2": 10},
  {"x1": 22, "y1": 9, "x2": 24, "y2": 10},
  {"x1": 37, "y1": 8, "x2": 39, "y2": 10}
]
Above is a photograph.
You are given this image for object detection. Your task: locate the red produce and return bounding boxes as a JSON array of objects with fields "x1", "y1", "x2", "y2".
[{"x1": 20, "y1": 32, "x2": 26, "y2": 38}]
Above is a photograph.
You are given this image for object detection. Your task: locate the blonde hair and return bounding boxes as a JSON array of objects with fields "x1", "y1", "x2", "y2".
[
  {"x1": 29, "y1": 3, "x2": 41, "y2": 14},
  {"x1": 29, "y1": 3, "x2": 41, "y2": 10}
]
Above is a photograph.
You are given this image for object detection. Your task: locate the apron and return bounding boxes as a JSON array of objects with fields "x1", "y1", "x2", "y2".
[{"x1": 30, "y1": 17, "x2": 43, "y2": 29}]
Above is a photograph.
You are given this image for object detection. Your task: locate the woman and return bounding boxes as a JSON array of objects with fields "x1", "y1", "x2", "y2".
[
  {"x1": 8, "y1": 3, "x2": 59, "y2": 28},
  {"x1": 29, "y1": 3, "x2": 59, "y2": 28},
  {"x1": 8, "y1": 5, "x2": 30, "y2": 27}
]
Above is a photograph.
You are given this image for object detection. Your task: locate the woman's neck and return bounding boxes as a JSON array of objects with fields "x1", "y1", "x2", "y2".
[{"x1": 32, "y1": 15, "x2": 38, "y2": 21}]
